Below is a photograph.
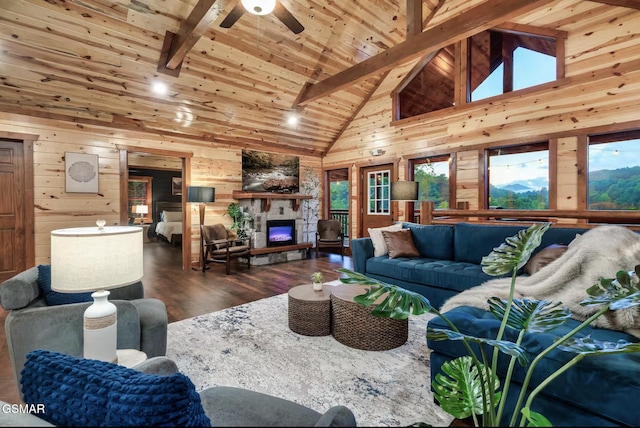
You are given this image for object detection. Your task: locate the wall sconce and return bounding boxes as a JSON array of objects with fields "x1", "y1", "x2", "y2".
[{"x1": 370, "y1": 148, "x2": 386, "y2": 157}]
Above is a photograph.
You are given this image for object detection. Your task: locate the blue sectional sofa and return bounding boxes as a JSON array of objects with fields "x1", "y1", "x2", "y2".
[
  {"x1": 351, "y1": 221, "x2": 587, "y2": 309},
  {"x1": 351, "y1": 221, "x2": 640, "y2": 426}
]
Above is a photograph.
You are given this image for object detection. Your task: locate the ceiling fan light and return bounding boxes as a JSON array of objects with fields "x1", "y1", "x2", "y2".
[{"x1": 241, "y1": 0, "x2": 276, "y2": 16}]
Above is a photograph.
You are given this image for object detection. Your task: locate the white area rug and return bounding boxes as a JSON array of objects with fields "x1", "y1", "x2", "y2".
[{"x1": 167, "y1": 290, "x2": 454, "y2": 427}]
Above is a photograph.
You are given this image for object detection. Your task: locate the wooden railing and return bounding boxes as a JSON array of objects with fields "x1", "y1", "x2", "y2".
[
  {"x1": 418, "y1": 201, "x2": 640, "y2": 230},
  {"x1": 329, "y1": 210, "x2": 349, "y2": 239}
]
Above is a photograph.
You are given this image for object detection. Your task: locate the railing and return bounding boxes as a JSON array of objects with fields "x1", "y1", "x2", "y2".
[
  {"x1": 329, "y1": 210, "x2": 349, "y2": 240},
  {"x1": 418, "y1": 201, "x2": 640, "y2": 230}
]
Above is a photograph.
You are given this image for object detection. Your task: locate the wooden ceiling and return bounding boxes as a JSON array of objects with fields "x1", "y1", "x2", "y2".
[{"x1": 0, "y1": 0, "x2": 638, "y2": 157}]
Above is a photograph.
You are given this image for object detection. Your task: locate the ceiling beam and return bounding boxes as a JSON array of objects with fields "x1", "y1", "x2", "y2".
[
  {"x1": 157, "y1": 0, "x2": 232, "y2": 75},
  {"x1": 406, "y1": 0, "x2": 423, "y2": 38},
  {"x1": 295, "y1": 0, "x2": 553, "y2": 106},
  {"x1": 590, "y1": 0, "x2": 640, "y2": 9}
]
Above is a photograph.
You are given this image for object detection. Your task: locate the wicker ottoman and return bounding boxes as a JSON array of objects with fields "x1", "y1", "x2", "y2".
[
  {"x1": 287, "y1": 284, "x2": 331, "y2": 336},
  {"x1": 330, "y1": 284, "x2": 408, "y2": 351}
]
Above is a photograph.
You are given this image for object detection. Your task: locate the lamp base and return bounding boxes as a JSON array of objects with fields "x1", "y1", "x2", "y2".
[{"x1": 83, "y1": 290, "x2": 117, "y2": 363}]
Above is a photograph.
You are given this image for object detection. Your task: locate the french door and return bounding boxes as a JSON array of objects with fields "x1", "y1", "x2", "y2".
[{"x1": 360, "y1": 164, "x2": 395, "y2": 237}]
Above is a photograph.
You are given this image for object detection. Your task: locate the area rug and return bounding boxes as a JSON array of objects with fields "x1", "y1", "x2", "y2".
[{"x1": 166, "y1": 292, "x2": 454, "y2": 427}]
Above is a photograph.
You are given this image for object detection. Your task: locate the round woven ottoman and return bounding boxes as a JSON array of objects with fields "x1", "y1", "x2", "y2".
[
  {"x1": 330, "y1": 284, "x2": 408, "y2": 351},
  {"x1": 287, "y1": 284, "x2": 331, "y2": 336}
]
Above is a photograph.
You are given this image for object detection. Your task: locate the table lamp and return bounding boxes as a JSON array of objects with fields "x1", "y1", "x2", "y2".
[
  {"x1": 390, "y1": 181, "x2": 419, "y2": 201},
  {"x1": 133, "y1": 205, "x2": 148, "y2": 224},
  {"x1": 50, "y1": 220, "x2": 143, "y2": 363}
]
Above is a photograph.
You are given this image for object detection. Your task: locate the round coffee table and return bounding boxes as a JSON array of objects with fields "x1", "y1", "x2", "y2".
[
  {"x1": 330, "y1": 284, "x2": 408, "y2": 351},
  {"x1": 287, "y1": 284, "x2": 331, "y2": 336}
]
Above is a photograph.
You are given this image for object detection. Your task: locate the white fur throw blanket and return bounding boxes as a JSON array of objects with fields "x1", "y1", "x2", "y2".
[{"x1": 440, "y1": 225, "x2": 640, "y2": 338}]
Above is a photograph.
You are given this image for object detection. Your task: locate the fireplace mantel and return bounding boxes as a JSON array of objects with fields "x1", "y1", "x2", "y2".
[{"x1": 232, "y1": 191, "x2": 312, "y2": 212}]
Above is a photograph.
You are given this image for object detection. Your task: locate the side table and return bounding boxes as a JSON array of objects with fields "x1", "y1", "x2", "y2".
[
  {"x1": 288, "y1": 284, "x2": 332, "y2": 336},
  {"x1": 331, "y1": 284, "x2": 408, "y2": 351},
  {"x1": 116, "y1": 349, "x2": 147, "y2": 368}
]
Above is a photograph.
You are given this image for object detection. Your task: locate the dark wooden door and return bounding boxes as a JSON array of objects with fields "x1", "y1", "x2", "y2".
[
  {"x1": 0, "y1": 140, "x2": 27, "y2": 281},
  {"x1": 360, "y1": 164, "x2": 395, "y2": 237}
]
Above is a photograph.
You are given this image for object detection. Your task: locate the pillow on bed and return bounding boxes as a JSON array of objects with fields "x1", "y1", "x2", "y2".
[{"x1": 162, "y1": 211, "x2": 182, "y2": 222}]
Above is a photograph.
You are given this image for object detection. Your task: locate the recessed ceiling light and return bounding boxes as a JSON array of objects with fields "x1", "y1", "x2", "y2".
[
  {"x1": 287, "y1": 113, "x2": 299, "y2": 126},
  {"x1": 151, "y1": 81, "x2": 168, "y2": 95}
]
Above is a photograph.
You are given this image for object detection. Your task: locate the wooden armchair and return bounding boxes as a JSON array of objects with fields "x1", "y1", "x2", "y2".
[
  {"x1": 201, "y1": 224, "x2": 251, "y2": 275},
  {"x1": 315, "y1": 219, "x2": 344, "y2": 258}
]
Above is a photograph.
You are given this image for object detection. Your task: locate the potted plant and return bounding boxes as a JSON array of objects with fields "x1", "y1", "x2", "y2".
[
  {"x1": 337, "y1": 223, "x2": 640, "y2": 427},
  {"x1": 225, "y1": 202, "x2": 254, "y2": 241},
  {"x1": 310, "y1": 271, "x2": 324, "y2": 291}
]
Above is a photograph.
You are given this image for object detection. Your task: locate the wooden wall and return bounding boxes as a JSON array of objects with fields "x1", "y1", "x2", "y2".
[
  {"x1": 324, "y1": 7, "x2": 640, "y2": 240},
  {"x1": 0, "y1": 113, "x2": 321, "y2": 267}
]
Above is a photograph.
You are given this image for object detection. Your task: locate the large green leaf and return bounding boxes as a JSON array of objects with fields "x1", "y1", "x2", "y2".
[
  {"x1": 432, "y1": 356, "x2": 501, "y2": 420},
  {"x1": 336, "y1": 268, "x2": 432, "y2": 318},
  {"x1": 557, "y1": 334, "x2": 640, "y2": 354},
  {"x1": 427, "y1": 328, "x2": 529, "y2": 366},
  {"x1": 520, "y1": 407, "x2": 553, "y2": 427},
  {"x1": 582, "y1": 264, "x2": 640, "y2": 310},
  {"x1": 488, "y1": 298, "x2": 571, "y2": 333},
  {"x1": 481, "y1": 223, "x2": 551, "y2": 276}
]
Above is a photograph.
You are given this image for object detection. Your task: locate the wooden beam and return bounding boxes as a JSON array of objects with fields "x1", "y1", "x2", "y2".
[
  {"x1": 590, "y1": 0, "x2": 640, "y2": 9},
  {"x1": 295, "y1": 0, "x2": 553, "y2": 106},
  {"x1": 406, "y1": 0, "x2": 423, "y2": 38},
  {"x1": 157, "y1": 0, "x2": 232, "y2": 74}
]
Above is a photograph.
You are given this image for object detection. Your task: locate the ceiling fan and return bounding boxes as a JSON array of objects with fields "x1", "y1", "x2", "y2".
[{"x1": 220, "y1": 0, "x2": 304, "y2": 34}]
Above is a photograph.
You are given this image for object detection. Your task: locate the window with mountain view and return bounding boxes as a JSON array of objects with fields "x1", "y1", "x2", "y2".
[
  {"x1": 588, "y1": 132, "x2": 640, "y2": 210},
  {"x1": 412, "y1": 155, "x2": 451, "y2": 210},
  {"x1": 487, "y1": 143, "x2": 549, "y2": 209},
  {"x1": 470, "y1": 30, "x2": 557, "y2": 102}
]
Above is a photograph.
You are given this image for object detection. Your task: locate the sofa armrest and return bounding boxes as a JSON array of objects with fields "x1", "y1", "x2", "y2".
[
  {"x1": 133, "y1": 356, "x2": 178, "y2": 376},
  {"x1": 314, "y1": 406, "x2": 357, "y2": 427},
  {"x1": 351, "y1": 237, "x2": 374, "y2": 274},
  {"x1": 0, "y1": 266, "x2": 40, "y2": 310},
  {"x1": 130, "y1": 298, "x2": 168, "y2": 358}
]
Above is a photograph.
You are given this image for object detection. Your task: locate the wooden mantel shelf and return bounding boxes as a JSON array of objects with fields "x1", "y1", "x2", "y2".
[{"x1": 232, "y1": 191, "x2": 312, "y2": 212}]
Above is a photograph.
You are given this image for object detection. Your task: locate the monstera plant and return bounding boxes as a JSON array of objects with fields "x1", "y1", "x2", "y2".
[{"x1": 338, "y1": 223, "x2": 640, "y2": 427}]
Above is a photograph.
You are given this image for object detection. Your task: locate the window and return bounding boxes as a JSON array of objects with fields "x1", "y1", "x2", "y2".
[
  {"x1": 470, "y1": 30, "x2": 557, "y2": 102},
  {"x1": 368, "y1": 170, "x2": 390, "y2": 215},
  {"x1": 412, "y1": 155, "x2": 451, "y2": 210},
  {"x1": 128, "y1": 176, "x2": 153, "y2": 223},
  {"x1": 487, "y1": 143, "x2": 549, "y2": 209},
  {"x1": 588, "y1": 131, "x2": 640, "y2": 210}
]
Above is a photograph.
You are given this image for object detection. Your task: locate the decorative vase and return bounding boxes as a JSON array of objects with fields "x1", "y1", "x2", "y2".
[
  {"x1": 83, "y1": 290, "x2": 118, "y2": 363},
  {"x1": 312, "y1": 282, "x2": 323, "y2": 291}
]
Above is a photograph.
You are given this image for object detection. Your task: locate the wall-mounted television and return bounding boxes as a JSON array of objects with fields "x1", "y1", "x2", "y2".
[{"x1": 242, "y1": 150, "x2": 299, "y2": 193}]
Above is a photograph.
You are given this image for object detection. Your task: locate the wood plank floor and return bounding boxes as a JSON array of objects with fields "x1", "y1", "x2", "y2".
[{"x1": 0, "y1": 240, "x2": 353, "y2": 404}]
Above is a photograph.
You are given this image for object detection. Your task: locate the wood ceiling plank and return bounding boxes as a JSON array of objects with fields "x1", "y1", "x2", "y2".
[
  {"x1": 590, "y1": 0, "x2": 640, "y2": 9},
  {"x1": 295, "y1": 0, "x2": 554, "y2": 106}
]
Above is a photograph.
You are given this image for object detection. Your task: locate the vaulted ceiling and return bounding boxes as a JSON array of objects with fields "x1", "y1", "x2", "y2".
[{"x1": 0, "y1": 0, "x2": 637, "y2": 157}]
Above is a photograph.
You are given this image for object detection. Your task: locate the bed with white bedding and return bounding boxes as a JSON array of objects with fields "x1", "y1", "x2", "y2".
[{"x1": 154, "y1": 202, "x2": 183, "y2": 245}]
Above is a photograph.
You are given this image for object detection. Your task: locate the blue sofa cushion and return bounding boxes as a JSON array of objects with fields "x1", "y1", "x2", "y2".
[
  {"x1": 36, "y1": 264, "x2": 93, "y2": 306},
  {"x1": 427, "y1": 306, "x2": 640, "y2": 427},
  {"x1": 21, "y1": 349, "x2": 211, "y2": 427},
  {"x1": 402, "y1": 223, "x2": 454, "y2": 260}
]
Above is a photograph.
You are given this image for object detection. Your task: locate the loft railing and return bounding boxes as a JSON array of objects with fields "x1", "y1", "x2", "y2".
[{"x1": 418, "y1": 201, "x2": 640, "y2": 230}]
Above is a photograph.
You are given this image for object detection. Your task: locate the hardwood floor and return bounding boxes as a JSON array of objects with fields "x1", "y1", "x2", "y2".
[{"x1": 0, "y1": 240, "x2": 353, "y2": 404}]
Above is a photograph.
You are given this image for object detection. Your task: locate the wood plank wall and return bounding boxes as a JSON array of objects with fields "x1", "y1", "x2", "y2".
[
  {"x1": 324, "y1": 7, "x2": 640, "y2": 240},
  {"x1": 0, "y1": 114, "x2": 321, "y2": 266}
]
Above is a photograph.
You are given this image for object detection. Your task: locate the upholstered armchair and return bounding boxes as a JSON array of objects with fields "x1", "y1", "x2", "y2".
[
  {"x1": 0, "y1": 266, "x2": 168, "y2": 400},
  {"x1": 315, "y1": 219, "x2": 344, "y2": 258},
  {"x1": 201, "y1": 224, "x2": 251, "y2": 275}
]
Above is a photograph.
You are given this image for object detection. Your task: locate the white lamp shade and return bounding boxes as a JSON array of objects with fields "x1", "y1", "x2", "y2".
[
  {"x1": 51, "y1": 226, "x2": 143, "y2": 293},
  {"x1": 241, "y1": 0, "x2": 276, "y2": 15},
  {"x1": 134, "y1": 205, "x2": 148, "y2": 214},
  {"x1": 391, "y1": 181, "x2": 419, "y2": 201}
]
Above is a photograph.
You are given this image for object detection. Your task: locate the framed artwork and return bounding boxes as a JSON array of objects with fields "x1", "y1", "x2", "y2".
[
  {"x1": 172, "y1": 177, "x2": 182, "y2": 195},
  {"x1": 65, "y1": 152, "x2": 99, "y2": 193}
]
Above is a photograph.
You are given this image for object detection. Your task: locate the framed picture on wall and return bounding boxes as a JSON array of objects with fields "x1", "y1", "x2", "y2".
[
  {"x1": 65, "y1": 152, "x2": 99, "y2": 193},
  {"x1": 172, "y1": 177, "x2": 182, "y2": 195}
]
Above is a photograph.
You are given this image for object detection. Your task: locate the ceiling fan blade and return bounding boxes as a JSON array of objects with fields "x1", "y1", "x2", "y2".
[
  {"x1": 220, "y1": 2, "x2": 246, "y2": 28},
  {"x1": 272, "y1": 1, "x2": 304, "y2": 34}
]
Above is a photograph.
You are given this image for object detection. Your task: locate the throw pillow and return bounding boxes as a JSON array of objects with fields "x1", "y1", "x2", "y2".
[
  {"x1": 381, "y1": 229, "x2": 420, "y2": 259},
  {"x1": 36, "y1": 264, "x2": 93, "y2": 306},
  {"x1": 162, "y1": 211, "x2": 182, "y2": 222},
  {"x1": 21, "y1": 349, "x2": 211, "y2": 427},
  {"x1": 368, "y1": 223, "x2": 403, "y2": 257},
  {"x1": 524, "y1": 244, "x2": 568, "y2": 275}
]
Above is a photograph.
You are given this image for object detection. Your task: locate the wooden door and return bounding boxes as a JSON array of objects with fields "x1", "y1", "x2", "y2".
[
  {"x1": 0, "y1": 139, "x2": 29, "y2": 281},
  {"x1": 360, "y1": 164, "x2": 395, "y2": 237}
]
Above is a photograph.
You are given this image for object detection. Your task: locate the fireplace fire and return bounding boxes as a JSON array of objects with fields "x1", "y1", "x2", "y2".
[{"x1": 266, "y1": 219, "x2": 296, "y2": 247}]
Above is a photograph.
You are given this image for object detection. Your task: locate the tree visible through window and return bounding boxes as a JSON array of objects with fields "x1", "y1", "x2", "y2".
[
  {"x1": 588, "y1": 132, "x2": 640, "y2": 210},
  {"x1": 413, "y1": 156, "x2": 450, "y2": 209},
  {"x1": 487, "y1": 143, "x2": 549, "y2": 209}
]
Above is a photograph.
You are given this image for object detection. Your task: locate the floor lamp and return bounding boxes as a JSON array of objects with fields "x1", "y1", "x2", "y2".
[
  {"x1": 390, "y1": 181, "x2": 419, "y2": 221},
  {"x1": 50, "y1": 220, "x2": 143, "y2": 363},
  {"x1": 188, "y1": 186, "x2": 216, "y2": 269}
]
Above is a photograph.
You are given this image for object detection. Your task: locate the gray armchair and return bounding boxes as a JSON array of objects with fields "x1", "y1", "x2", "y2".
[
  {"x1": 0, "y1": 266, "x2": 168, "y2": 400},
  {"x1": 0, "y1": 356, "x2": 357, "y2": 427}
]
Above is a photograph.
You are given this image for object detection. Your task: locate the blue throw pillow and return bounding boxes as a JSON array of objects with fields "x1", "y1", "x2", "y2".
[
  {"x1": 21, "y1": 350, "x2": 211, "y2": 427},
  {"x1": 36, "y1": 264, "x2": 93, "y2": 306}
]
